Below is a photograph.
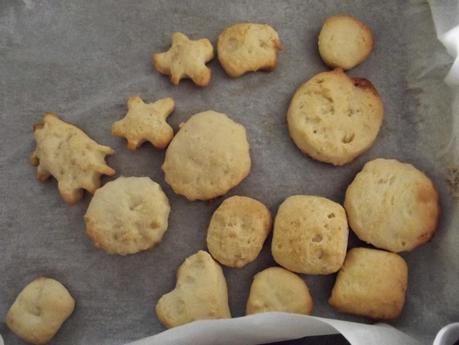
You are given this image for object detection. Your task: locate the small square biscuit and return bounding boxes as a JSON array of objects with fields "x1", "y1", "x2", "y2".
[
  {"x1": 6, "y1": 277, "x2": 75, "y2": 345},
  {"x1": 329, "y1": 248, "x2": 408, "y2": 320}
]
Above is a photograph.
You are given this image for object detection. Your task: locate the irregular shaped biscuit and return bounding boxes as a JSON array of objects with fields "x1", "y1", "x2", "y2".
[
  {"x1": 153, "y1": 32, "x2": 214, "y2": 87},
  {"x1": 162, "y1": 111, "x2": 251, "y2": 200},
  {"x1": 271, "y1": 195, "x2": 348, "y2": 274},
  {"x1": 155, "y1": 250, "x2": 231, "y2": 328},
  {"x1": 112, "y1": 96, "x2": 174, "y2": 150},
  {"x1": 84, "y1": 176, "x2": 170, "y2": 255},
  {"x1": 246, "y1": 267, "x2": 313, "y2": 315},
  {"x1": 329, "y1": 248, "x2": 408, "y2": 320},
  {"x1": 319, "y1": 16, "x2": 373, "y2": 70},
  {"x1": 218, "y1": 23, "x2": 282, "y2": 77},
  {"x1": 6, "y1": 277, "x2": 75, "y2": 345},
  {"x1": 207, "y1": 196, "x2": 272, "y2": 268},
  {"x1": 287, "y1": 69, "x2": 383, "y2": 166},
  {"x1": 344, "y1": 158, "x2": 440, "y2": 252},
  {"x1": 31, "y1": 113, "x2": 115, "y2": 205}
]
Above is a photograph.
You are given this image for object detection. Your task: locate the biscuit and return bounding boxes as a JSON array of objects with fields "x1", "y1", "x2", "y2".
[
  {"x1": 318, "y1": 16, "x2": 373, "y2": 70},
  {"x1": 84, "y1": 176, "x2": 170, "y2": 255},
  {"x1": 287, "y1": 69, "x2": 383, "y2": 166},
  {"x1": 271, "y1": 195, "x2": 348, "y2": 274},
  {"x1": 207, "y1": 196, "x2": 272, "y2": 268},
  {"x1": 6, "y1": 277, "x2": 75, "y2": 345},
  {"x1": 246, "y1": 267, "x2": 313, "y2": 315},
  {"x1": 112, "y1": 96, "x2": 174, "y2": 150},
  {"x1": 217, "y1": 23, "x2": 282, "y2": 77},
  {"x1": 153, "y1": 32, "x2": 214, "y2": 87},
  {"x1": 329, "y1": 247, "x2": 408, "y2": 320},
  {"x1": 155, "y1": 250, "x2": 231, "y2": 328},
  {"x1": 344, "y1": 158, "x2": 440, "y2": 252},
  {"x1": 162, "y1": 111, "x2": 251, "y2": 201},
  {"x1": 31, "y1": 113, "x2": 115, "y2": 205}
]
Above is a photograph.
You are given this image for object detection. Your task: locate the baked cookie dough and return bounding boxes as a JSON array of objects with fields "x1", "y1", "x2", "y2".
[
  {"x1": 217, "y1": 23, "x2": 282, "y2": 77},
  {"x1": 155, "y1": 250, "x2": 231, "y2": 328},
  {"x1": 329, "y1": 247, "x2": 408, "y2": 320},
  {"x1": 271, "y1": 195, "x2": 348, "y2": 274},
  {"x1": 246, "y1": 267, "x2": 313, "y2": 315},
  {"x1": 84, "y1": 176, "x2": 170, "y2": 255},
  {"x1": 318, "y1": 15, "x2": 373, "y2": 70},
  {"x1": 207, "y1": 196, "x2": 272, "y2": 268},
  {"x1": 162, "y1": 111, "x2": 251, "y2": 200},
  {"x1": 31, "y1": 113, "x2": 115, "y2": 205},
  {"x1": 287, "y1": 69, "x2": 383, "y2": 166},
  {"x1": 344, "y1": 158, "x2": 440, "y2": 252},
  {"x1": 6, "y1": 277, "x2": 75, "y2": 345}
]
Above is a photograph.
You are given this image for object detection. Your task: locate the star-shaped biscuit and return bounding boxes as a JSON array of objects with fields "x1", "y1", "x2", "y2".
[
  {"x1": 112, "y1": 96, "x2": 175, "y2": 150},
  {"x1": 153, "y1": 32, "x2": 214, "y2": 87}
]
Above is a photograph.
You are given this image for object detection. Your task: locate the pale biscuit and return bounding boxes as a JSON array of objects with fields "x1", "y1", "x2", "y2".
[
  {"x1": 162, "y1": 111, "x2": 251, "y2": 201},
  {"x1": 155, "y1": 250, "x2": 231, "y2": 328},
  {"x1": 329, "y1": 247, "x2": 408, "y2": 320},
  {"x1": 271, "y1": 195, "x2": 348, "y2": 274},
  {"x1": 318, "y1": 16, "x2": 373, "y2": 70},
  {"x1": 217, "y1": 23, "x2": 282, "y2": 77},
  {"x1": 112, "y1": 96, "x2": 174, "y2": 150},
  {"x1": 84, "y1": 176, "x2": 170, "y2": 255},
  {"x1": 6, "y1": 277, "x2": 75, "y2": 345},
  {"x1": 287, "y1": 69, "x2": 383, "y2": 166},
  {"x1": 207, "y1": 196, "x2": 272, "y2": 268},
  {"x1": 344, "y1": 158, "x2": 440, "y2": 252},
  {"x1": 246, "y1": 267, "x2": 313, "y2": 315},
  {"x1": 153, "y1": 32, "x2": 214, "y2": 87},
  {"x1": 31, "y1": 113, "x2": 115, "y2": 205}
]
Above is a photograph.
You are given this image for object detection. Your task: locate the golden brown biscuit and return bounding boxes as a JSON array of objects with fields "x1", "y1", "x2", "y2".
[
  {"x1": 287, "y1": 69, "x2": 383, "y2": 166},
  {"x1": 271, "y1": 195, "x2": 348, "y2": 274},
  {"x1": 31, "y1": 113, "x2": 115, "y2": 205},
  {"x1": 84, "y1": 176, "x2": 170, "y2": 255},
  {"x1": 217, "y1": 23, "x2": 282, "y2": 77},
  {"x1": 112, "y1": 96, "x2": 174, "y2": 150},
  {"x1": 162, "y1": 111, "x2": 251, "y2": 201},
  {"x1": 344, "y1": 158, "x2": 440, "y2": 252},
  {"x1": 329, "y1": 247, "x2": 408, "y2": 320},
  {"x1": 6, "y1": 277, "x2": 75, "y2": 345},
  {"x1": 318, "y1": 16, "x2": 373, "y2": 70},
  {"x1": 153, "y1": 32, "x2": 214, "y2": 87},
  {"x1": 155, "y1": 250, "x2": 231, "y2": 328},
  {"x1": 246, "y1": 267, "x2": 313, "y2": 315},
  {"x1": 207, "y1": 196, "x2": 272, "y2": 268}
]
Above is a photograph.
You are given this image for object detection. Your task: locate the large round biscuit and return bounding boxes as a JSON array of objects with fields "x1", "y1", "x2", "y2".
[
  {"x1": 207, "y1": 196, "x2": 272, "y2": 268},
  {"x1": 246, "y1": 267, "x2": 313, "y2": 315},
  {"x1": 271, "y1": 195, "x2": 348, "y2": 274},
  {"x1": 84, "y1": 176, "x2": 170, "y2": 255},
  {"x1": 162, "y1": 111, "x2": 251, "y2": 200},
  {"x1": 287, "y1": 69, "x2": 383, "y2": 166},
  {"x1": 344, "y1": 158, "x2": 440, "y2": 252}
]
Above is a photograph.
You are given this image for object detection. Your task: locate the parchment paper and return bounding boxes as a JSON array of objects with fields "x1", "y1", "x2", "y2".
[{"x1": 0, "y1": 1, "x2": 457, "y2": 344}]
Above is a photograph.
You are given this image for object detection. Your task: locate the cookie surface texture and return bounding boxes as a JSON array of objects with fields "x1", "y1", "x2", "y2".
[
  {"x1": 84, "y1": 176, "x2": 170, "y2": 255},
  {"x1": 246, "y1": 267, "x2": 313, "y2": 315},
  {"x1": 318, "y1": 15, "x2": 373, "y2": 70},
  {"x1": 31, "y1": 113, "x2": 115, "y2": 205},
  {"x1": 207, "y1": 196, "x2": 272, "y2": 268},
  {"x1": 287, "y1": 69, "x2": 383, "y2": 166},
  {"x1": 155, "y1": 250, "x2": 231, "y2": 328},
  {"x1": 217, "y1": 23, "x2": 282, "y2": 77},
  {"x1": 271, "y1": 195, "x2": 348, "y2": 274},
  {"x1": 6, "y1": 277, "x2": 75, "y2": 345},
  {"x1": 112, "y1": 96, "x2": 174, "y2": 150},
  {"x1": 153, "y1": 32, "x2": 214, "y2": 87},
  {"x1": 344, "y1": 158, "x2": 440, "y2": 252},
  {"x1": 329, "y1": 247, "x2": 408, "y2": 320},
  {"x1": 162, "y1": 111, "x2": 251, "y2": 200}
]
